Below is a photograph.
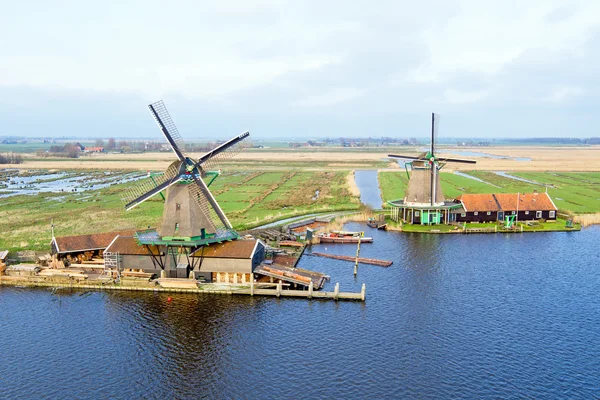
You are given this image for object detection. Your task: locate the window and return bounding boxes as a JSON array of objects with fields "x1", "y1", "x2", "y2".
[
  {"x1": 415, "y1": 211, "x2": 420, "y2": 217},
  {"x1": 549, "y1": 211, "x2": 555, "y2": 218},
  {"x1": 176, "y1": 203, "x2": 181, "y2": 211},
  {"x1": 536, "y1": 211, "x2": 542, "y2": 218},
  {"x1": 512, "y1": 211, "x2": 516, "y2": 215},
  {"x1": 474, "y1": 211, "x2": 478, "y2": 216},
  {"x1": 461, "y1": 213, "x2": 466, "y2": 217},
  {"x1": 525, "y1": 211, "x2": 529, "y2": 215},
  {"x1": 175, "y1": 223, "x2": 179, "y2": 232},
  {"x1": 487, "y1": 211, "x2": 491, "y2": 215}
]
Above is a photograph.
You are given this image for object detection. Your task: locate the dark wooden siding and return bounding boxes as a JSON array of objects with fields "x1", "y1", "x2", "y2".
[{"x1": 456, "y1": 212, "x2": 498, "y2": 223}]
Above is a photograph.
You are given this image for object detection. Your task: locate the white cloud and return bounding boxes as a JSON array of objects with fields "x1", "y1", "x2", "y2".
[
  {"x1": 294, "y1": 87, "x2": 365, "y2": 107},
  {"x1": 542, "y1": 86, "x2": 584, "y2": 102}
]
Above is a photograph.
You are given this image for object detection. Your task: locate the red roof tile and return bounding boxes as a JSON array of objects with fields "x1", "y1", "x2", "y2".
[
  {"x1": 458, "y1": 194, "x2": 500, "y2": 212},
  {"x1": 494, "y1": 192, "x2": 556, "y2": 211},
  {"x1": 458, "y1": 192, "x2": 557, "y2": 212}
]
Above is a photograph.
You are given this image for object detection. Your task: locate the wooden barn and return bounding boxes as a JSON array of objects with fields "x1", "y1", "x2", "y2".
[
  {"x1": 456, "y1": 192, "x2": 557, "y2": 223},
  {"x1": 50, "y1": 230, "x2": 137, "y2": 263},
  {"x1": 103, "y1": 236, "x2": 265, "y2": 283}
]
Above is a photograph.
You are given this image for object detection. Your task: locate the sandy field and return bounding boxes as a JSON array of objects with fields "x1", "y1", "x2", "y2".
[{"x1": 3, "y1": 146, "x2": 600, "y2": 172}]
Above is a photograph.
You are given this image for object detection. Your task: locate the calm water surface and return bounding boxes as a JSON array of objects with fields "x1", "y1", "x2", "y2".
[
  {"x1": 1, "y1": 225, "x2": 599, "y2": 399},
  {"x1": 354, "y1": 170, "x2": 383, "y2": 209}
]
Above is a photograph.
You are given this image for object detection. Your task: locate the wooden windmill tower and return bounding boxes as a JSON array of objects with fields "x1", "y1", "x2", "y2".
[{"x1": 387, "y1": 113, "x2": 476, "y2": 224}]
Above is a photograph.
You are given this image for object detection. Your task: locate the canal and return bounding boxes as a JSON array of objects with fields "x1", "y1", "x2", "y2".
[{"x1": 1, "y1": 225, "x2": 599, "y2": 398}]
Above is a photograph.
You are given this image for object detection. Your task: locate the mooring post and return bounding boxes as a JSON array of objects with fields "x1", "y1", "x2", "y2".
[
  {"x1": 308, "y1": 281, "x2": 313, "y2": 299},
  {"x1": 361, "y1": 283, "x2": 366, "y2": 301},
  {"x1": 334, "y1": 282, "x2": 339, "y2": 301},
  {"x1": 250, "y1": 279, "x2": 254, "y2": 296},
  {"x1": 160, "y1": 270, "x2": 167, "y2": 279},
  {"x1": 276, "y1": 280, "x2": 282, "y2": 297}
]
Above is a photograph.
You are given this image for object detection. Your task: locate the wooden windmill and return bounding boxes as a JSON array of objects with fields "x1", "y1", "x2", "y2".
[
  {"x1": 123, "y1": 100, "x2": 249, "y2": 244},
  {"x1": 387, "y1": 113, "x2": 476, "y2": 224}
]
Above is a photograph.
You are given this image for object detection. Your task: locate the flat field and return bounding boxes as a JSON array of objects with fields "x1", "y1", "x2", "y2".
[
  {"x1": 378, "y1": 170, "x2": 600, "y2": 213},
  {"x1": 2, "y1": 144, "x2": 600, "y2": 253},
  {"x1": 0, "y1": 169, "x2": 359, "y2": 252},
  {"x1": 3, "y1": 145, "x2": 600, "y2": 172}
]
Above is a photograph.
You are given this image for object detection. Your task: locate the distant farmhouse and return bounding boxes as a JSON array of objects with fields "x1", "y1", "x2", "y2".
[{"x1": 83, "y1": 146, "x2": 104, "y2": 153}]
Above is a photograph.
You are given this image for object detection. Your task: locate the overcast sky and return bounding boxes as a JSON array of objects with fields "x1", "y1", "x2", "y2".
[{"x1": 1, "y1": 0, "x2": 598, "y2": 139}]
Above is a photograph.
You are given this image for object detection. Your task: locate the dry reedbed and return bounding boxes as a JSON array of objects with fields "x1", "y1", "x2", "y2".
[
  {"x1": 346, "y1": 171, "x2": 361, "y2": 197},
  {"x1": 573, "y1": 213, "x2": 600, "y2": 227},
  {"x1": 6, "y1": 145, "x2": 600, "y2": 172}
]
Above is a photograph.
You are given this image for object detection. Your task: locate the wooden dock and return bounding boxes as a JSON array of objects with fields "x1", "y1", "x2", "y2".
[
  {"x1": 0, "y1": 276, "x2": 365, "y2": 302},
  {"x1": 308, "y1": 252, "x2": 392, "y2": 267}
]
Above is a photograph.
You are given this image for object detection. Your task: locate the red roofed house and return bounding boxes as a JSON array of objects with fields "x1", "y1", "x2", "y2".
[{"x1": 457, "y1": 192, "x2": 557, "y2": 223}]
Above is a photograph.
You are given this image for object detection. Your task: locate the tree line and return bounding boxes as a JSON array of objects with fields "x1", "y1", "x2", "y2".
[{"x1": 0, "y1": 153, "x2": 24, "y2": 164}]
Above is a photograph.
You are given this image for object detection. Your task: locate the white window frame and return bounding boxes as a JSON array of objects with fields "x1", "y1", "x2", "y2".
[
  {"x1": 536, "y1": 211, "x2": 542, "y2": 218},
  {"x1": 525, "y1": 211, "x2": 529, "y2": 215},
  {"x1": 486, "y1": 211, "x2": 491, "y2": 215},
  {"x1": 549, "y1": 211, "x2": 555, "y2": 218},
  {"x1": 512, "y1": 211, "x2": 516, "y2": 215},
  {"x1": 461, "y1": 213, "x2": 466, "y2": 217},
  {"x1": 414, "y1": 211, "x2": 420, "y2": 217},
  {"x1": 474, "y1": 211, "x2": 478, "y2": 216}
]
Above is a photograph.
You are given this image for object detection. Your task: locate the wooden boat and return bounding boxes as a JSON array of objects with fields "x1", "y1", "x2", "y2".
[{"x1": 318, "y1": 233, "x2": 373, "y2": 243}]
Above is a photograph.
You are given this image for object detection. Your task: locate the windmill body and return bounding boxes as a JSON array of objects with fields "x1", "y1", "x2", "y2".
[
  {"x1": 388, "y1": 113, "x2": 476, "y2": 225},
  {"x1": 122, "y1": 100, "x2": 249, "y2": 275}
]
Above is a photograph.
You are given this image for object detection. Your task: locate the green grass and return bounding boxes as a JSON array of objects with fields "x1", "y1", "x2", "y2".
[
  {"x1": 0, "y1": 169, "x2": 360, "y2": 252},
  {"x1": 378, "y1": 170, "x2": 600, "y2": 214}
]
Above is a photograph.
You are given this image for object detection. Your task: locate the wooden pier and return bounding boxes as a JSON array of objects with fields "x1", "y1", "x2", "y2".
[
  {"x1": 0, "y1": 276, "x2": 365, "y2": 302},
  {"x1": 308, "y1": 252, "x2": 392, "y2": 267}
]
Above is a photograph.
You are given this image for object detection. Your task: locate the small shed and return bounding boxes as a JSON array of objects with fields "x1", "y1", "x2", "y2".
[{"x1": 51, "y1": 230, "x2": 137, "y2": 261}]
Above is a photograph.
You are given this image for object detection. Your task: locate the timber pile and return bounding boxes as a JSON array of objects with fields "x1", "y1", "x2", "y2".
[
  {"x1": 309, "y1": 252, "x2": 392, "y2": 267},
  {"x1": 121, "y1": 269, "x2": 156, "y2": 279},
  {"x1": 279, "y1": 240, "x2": 304, "y2": 248},
  {"x1": 157, "y1": 278, "x2": 198, "y2": 289},
  {"x1": 38, "y1": 268, "x2": 88, "y2": 280}
]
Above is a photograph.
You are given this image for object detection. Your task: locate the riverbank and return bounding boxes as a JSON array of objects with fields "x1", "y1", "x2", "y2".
[{"x1": 0, "y1": 275, "x2": 365, "y2": 301}]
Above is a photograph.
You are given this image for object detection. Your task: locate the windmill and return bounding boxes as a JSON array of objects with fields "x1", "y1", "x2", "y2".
[
  {"x1": 387, "y1": 113, "x2": 476, "y2": 224},
  {"x1": 123, "y1": 100, "x2": 249, "y2": 253}
]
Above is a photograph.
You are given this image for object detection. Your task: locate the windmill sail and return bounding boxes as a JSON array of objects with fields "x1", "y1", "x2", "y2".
[
  {"x1": 196, "y1": 131, "x2": 250, "y2": 172},
  {"x1": 122, "y1": 161, "x2": 182, "y2": 210},
  {"x1": 148, "y1": 100, "x2": 186, "y2": 161},
  {"x1": 189, "y1": 174, "x2": 232, "y2": 232}
]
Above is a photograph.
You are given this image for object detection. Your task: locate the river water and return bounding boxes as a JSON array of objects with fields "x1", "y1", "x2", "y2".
[
  {"x1": 1, "y1": 225, "x2": 599, "y2": 399},
  {"x1": 354, "y1": 170, "x2": 383, "y2": 209}
]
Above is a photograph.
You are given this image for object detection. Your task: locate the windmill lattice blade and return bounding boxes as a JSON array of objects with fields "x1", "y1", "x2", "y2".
[
  {"x1": 148, "y1": 100, "x2": 186, "y2": 161},
  {"x1": 122, "y1": 162, "x2": 181, "y2": 210},
  {"x1": 432, "y1": 113, "x2": 440, "y2": 155},
  {"x1": 196, "y1": 131, "x2": 250, "y2": 172},
  {"x1": 388, "y1": 154, "x2": 425, "y2": 160},
  {"x1": 436, "y1": 157, "x2": 477, "y2": 164},
  {"x1": 188, "y1": 175, "x2": 233, "y2": 235}
]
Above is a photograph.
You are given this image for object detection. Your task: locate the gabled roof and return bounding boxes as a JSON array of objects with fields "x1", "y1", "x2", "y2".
[
  {"x1": 458, "y1": 194, "x2": 500, "y2": 212},
  {"x1": 104, "y1": 236, "x2": 160, "y2": 255},
  {"x1": 458, "y1": 192, "x2": 557, "y2": 212},
  {"x1": 494, "y1": 192, "x2": 557, "y2": 211},
  {"x1": 0, "y1": 250, "x2": 9, "y2": 261},
  {"x1": 52, "y1": 230, "x2": 137, "y2": 254},
  {"x1": 191, "y1": 240, "x2": 261, "y2": 259}
]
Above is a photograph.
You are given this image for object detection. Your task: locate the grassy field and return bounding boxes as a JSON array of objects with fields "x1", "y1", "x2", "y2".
[
  {"x1": 378, "y1": 170, "x2": 600, "y2": 213},
  {"x1": 0, "y1": 169, "x2": 360, "y2": 253}
]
